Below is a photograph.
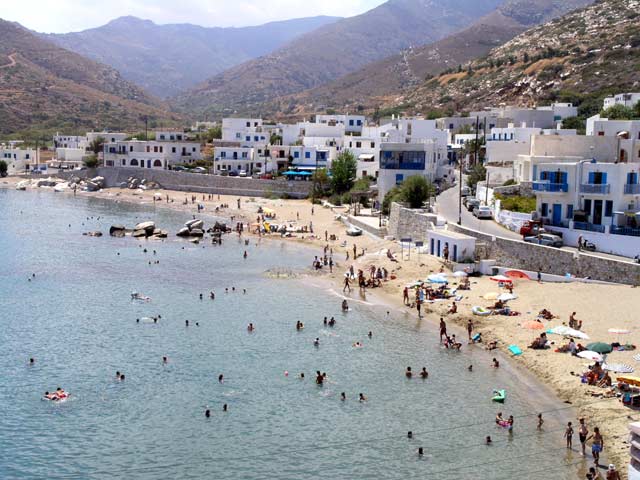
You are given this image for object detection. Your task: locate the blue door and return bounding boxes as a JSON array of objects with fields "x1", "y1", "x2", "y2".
[
  {"x1": 552, "y1": 204, "x2": 562, "y2": 226},
  {"x1": 430, "y1": 238, "x2": 434, "y2": 255},
  {"x1": 437, "y1": 240, "x2": 441, "y2": 257},
  {"x1": 453, "y1": 244, "x2": 458, "y2": 262}
]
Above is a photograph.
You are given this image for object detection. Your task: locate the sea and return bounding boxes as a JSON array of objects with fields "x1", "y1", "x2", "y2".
[{"x1": 0, "y1": 188, "x2": 581, "y2": 479}]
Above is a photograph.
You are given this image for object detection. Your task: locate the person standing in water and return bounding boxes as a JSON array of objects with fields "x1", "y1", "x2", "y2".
[
  {"x1": 564, "y1": 422, "x2": 574, "y2": 449},
  {"x1": 579, "y1": 418, "x2": 589, "y2": 456},
  {"x1": 439, "y1": 318, "x2": 447, "y2": 343},
  {"x1": 589, "y1": 427, "x2": 603, "y2": 465}
]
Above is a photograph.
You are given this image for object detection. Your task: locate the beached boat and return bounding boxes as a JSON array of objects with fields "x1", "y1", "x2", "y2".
[
  {"x1": 472, "y1": 306, "x2": 492, "y2": 316},
  {"x1": 346, "y1": 226, "x2": 363, "y2": 237}
]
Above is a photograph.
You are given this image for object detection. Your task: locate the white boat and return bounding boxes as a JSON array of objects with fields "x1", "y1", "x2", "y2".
[{"x1": 346, "y1": 226, "x2": 363, "y2": 237}]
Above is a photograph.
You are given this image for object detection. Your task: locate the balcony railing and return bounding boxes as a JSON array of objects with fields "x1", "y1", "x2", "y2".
[
  {"x1": 573, "y1": 221, "x2": 605, "y2": 233},
  {"x1": 611, "y1": 226, "x2": 640, "y2": 237},
  {"x1": 624, "y1": 184, "x2": 640, "y2": 195},
  {"x1": 579, "y1": 184, "x2": 610, "y2": 194},
  {"x1": 532, "y1": 182, "x2": 568, "y2": 193}
]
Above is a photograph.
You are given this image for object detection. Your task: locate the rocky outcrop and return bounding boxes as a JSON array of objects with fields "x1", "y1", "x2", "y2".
[
  {"x1": 177, "y1": 219, "x2": 207, "y2": 238},
  {"x1": 83, "y1": 231, "x2": 103, "y2": 237},
  {"x1": 110, "y1": 225, "x2": 126, "y2": 237},
  {"x1": 124, "y1": 176, "x2": 161, "y2": 190}
]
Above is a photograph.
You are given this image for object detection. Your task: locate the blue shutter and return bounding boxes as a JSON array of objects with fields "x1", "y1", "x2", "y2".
[
  {"x1": 588, "y1": 172, "x2": 595, "y2": 184},
  {"x1": 561, "y1": 172, "x2": 568, "y2": 184},
  {"x1": 566, "y1": 204, "x2": 574, "y2": 219},
  {"x1": 602, "y1": 172, "x2": 607, "y2": 184}
]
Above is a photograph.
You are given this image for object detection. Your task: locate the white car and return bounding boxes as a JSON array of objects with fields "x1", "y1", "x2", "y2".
[
  {"x1": 239, "y1": 170, "x2": 247, "y2": 177},
  {"x1": 473, "y1": 206, "x2": 493, "y2": 219}
]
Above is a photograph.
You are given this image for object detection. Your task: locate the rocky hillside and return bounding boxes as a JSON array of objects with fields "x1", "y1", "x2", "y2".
[
  {"x1": 0, "y1": 20, "x2": 179, "y2": 136},
  {"x1": 275, "y1": 0, "x2": 595, "y2": 117},
  {"x1": 172, "y1": 0, "x2": 506, "y2": 117},
  {"x1": 394, "y1": 0, "x2": 640, "y2": 119},
  {"x1": 44, "y1": 15, "x2": 340, "y2": 98}
]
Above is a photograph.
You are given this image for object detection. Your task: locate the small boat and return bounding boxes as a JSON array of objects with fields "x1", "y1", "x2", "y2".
[
  {"x1": 492, "y1": 389, "x2": 506, "y2": 403},
  {"x1": 472, "y1": 306, "x2": 492, "y2": 316},
  {"x1": 346, "y1": 226, "x2": 363, "y2": 237}
]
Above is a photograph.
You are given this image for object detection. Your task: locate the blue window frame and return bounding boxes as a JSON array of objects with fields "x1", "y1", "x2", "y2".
[
  {"x1": 566, "y1": 204, "x2": 574, "y2": 219},
  {"x1": 584, "y1": 199, "x2": 592, "y2": 215},
  {"x1": 541, "y1": 203, "x2": 548, "y2": 217},
  {"x1": 605, "y1": 200, "x2": 613, "y2": 217},
  {"x1": 305, "y1": 152, "x2": 311, "y2": 159},
  {"x1": 380, "y1": 150, "x2": 426, "y2": 170},
  {"x1": 349, "y1": 120, "x2": 354, "y2": 126},
  {"x1": 395, "y1": 174, "x2": 404, "y2": 185},
  {"x1": 245, "y1": 136, "x2": 250, "y2": 142},
  {"x1": 627, "y1": 172, "x2": 638, "y2": 184},
  {"x1": 254, "y1": 136, "x2": 259, "y2": 141},
  {"x1": 294, "y1": 151, "x2": 299, "y2": 158}
]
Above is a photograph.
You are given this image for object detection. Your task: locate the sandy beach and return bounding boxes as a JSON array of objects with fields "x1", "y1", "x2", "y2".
[{"x1": 4, "y1": 175, "x2": 639, "y2": 474}]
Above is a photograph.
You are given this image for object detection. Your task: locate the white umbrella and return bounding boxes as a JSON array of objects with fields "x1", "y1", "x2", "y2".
[
  {"x1": 577, "y1": 351, "x2": 603, "y2": 362},
  {"x1": 497, "y1": 293, "x2": 518, "y2": 302},
  {"x1": 490, "y1": 275, "x2": 512, "y2": 283},
  {"x1": 603, "y1": 363, "x2": 634, "y2": 373},
  {"x1": 453, "y1": 271, "x2": 468, "y2": 278},
  {"x1": 608, "y1": 328, "x2": 631, "y2": 334},
  {"x1": 633, "y1": 354, "x2": 640, "y2": 362},
  {"x1": 427, "y1": 274, "x2": 448, "y2": 284},
  {"x1": 548, "y1": 326, "x2": 590, "y2": 340}
]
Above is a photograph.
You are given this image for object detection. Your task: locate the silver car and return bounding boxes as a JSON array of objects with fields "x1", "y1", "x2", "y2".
[
  {"x1": 524, "y1": 233, "x2": 563, "y2": 248},
  {"x1": 473, "y1": 206, "x2": 493, "y2": 219}
]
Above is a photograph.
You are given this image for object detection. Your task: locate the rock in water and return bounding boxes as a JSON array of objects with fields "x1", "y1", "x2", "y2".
[
  {"x1": 189, "y1": 228, "x2": 204, "y2": 237},
  {"x1": 176, "y1": 227, "x2": 191, "y2": 237},
  {"x1": 110, "y1": 225, "x2": 126, "y2": 237},
  {"x1": 134, "y1": 221, "x2": 156, "y2": 233},
  {"x1": 186, "y1": 219, "x2": 204, "y2": 230},
  {"x1": 132, "y1": 229, "x2": 147, "y2": 238}
]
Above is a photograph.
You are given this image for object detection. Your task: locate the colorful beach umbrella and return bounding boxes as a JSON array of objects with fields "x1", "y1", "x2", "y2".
[
  {"x1": 603, "y1": 363, "x2": 634, "y2": 373},
  {"x1": 490, "y1": 275, "x2": 513, "y2": 283},
  {"x1": 577, "y1": 351, "x2": 603, "y2": 362},
  {"x1": 522, "y1": 321, "x2": 545, "y2": 330},
  {"x1": 453, "y1": 271, "x2": 468, "y2": 277},
  {"x1": 586, "y1": 342, "x2": 613, "y2": 354}
]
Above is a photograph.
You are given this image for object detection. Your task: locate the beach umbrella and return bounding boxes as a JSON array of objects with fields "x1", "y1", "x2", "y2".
[
  {"x1": 490, "y1": 275, "x2": 513, "y2": 283},
  {"x1": 453, "y1": 271, "x2": 468, "y2": 277},
  {"x1": 427, "y1": 274, "x2": 448, "y2": 284},
  {"x1": 577, "y1": 351, "x2": 603, "y2": 362},
  {"x1": 522, "y1": 321, "x2": 545, "y2": 330},
  {"x1": 608, "y1": 328, "x2": 631, "y2": 335},
  {"x1": 633, "y1": 354, "x2": 640, "y2": 363},
  {"x1": 603, "y1": 363, "x2": 634, "y2": 373},
  {"x1": 586, "y1": 342, "x2": 613, "y2": 354},
  {"x1": 548, "y1": 326, "x2": 589, "y2": 340},
  {"x1": 497, "y1": 293, "x2": 518, "y2": 302}
]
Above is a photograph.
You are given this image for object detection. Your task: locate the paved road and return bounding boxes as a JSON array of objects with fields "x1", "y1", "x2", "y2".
[{"x1": 435, "y1": 180, "x2": 637, "y2": 265}]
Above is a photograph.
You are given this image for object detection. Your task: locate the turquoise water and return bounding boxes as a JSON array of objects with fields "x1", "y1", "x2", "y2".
[{"x1": 0, "y1": 189, "x2": 580, "y2": 479}]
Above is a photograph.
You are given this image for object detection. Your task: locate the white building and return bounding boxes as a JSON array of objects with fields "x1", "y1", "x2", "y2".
[
  {"x1": 377, "y1": 141, "x2": 447, "y2": 201},
  {"x1": 103, "y1": 132, "x2": 202, "y2": 170},
  {"x1": 53, "y1": 134, "x2": 88, "y2": 150},
  {"x1": 213, "y1": 147, "x2": 256, "y2": 175},
  {"x1": 221, "y1": 118, "x2": 269, "y2": 147},
  {"x1": 587, "y1": 116, "x2": 640, "y2": 163},
  {"x1": 87, "y1": 131, "x2": 128, "y2": 144},
  {"x1": 0, "y1": 143, "x2": 37, "y2": 174},
  {"x1": 603, "y1": 93, "x2": 640, "y2": 110},
  {"x1": 315, "y1": 114, "x2": 365, "y2": 134},
  {"x1": 486, "y1": 126, "x2": 577, "y2": 166},
  {"x1": 289, "y1": 145, "x2": 331, "y2": 171},
  {"x1": 343, "y1": 136, "x2": 380, "y2": 179}
]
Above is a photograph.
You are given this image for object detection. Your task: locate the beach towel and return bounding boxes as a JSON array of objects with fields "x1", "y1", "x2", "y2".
[{"x1": 508, "y1": 345, "x2": 522, "y2": 356}]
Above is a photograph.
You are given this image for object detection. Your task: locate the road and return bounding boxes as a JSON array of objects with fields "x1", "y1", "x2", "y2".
[
  {"x1": 435, "y1": 181, "x2": 637, "y2": 265},
  {"x1": 0, "y1": 53, "x2": 17, "y2": 69}
]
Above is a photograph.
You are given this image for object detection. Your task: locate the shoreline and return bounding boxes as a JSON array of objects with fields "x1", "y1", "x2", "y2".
[{"x1": 4, "y1": 176, "x2": 636, "y2": 476}]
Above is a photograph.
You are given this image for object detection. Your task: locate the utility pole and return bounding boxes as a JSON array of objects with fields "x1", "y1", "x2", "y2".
[
  {"x1": 458, "y1": 147, "x2": 463, "y2": 225},
  {"x1": 474, "y1": 115, "x2": 480, "y2": 166},
  {"x1": 485, "y1": 172, "x2": 490, "y2": 205}
]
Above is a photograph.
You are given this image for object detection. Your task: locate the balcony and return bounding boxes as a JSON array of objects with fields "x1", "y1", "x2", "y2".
[
  {"x1": 573, "y1": 221, "x2": 605, "y2": 233},
  {"x1": 611, "y1": 226, "x2": 640, "y2": 237},
  {"x1": 532, "y1": 181, "x2": 568, "y2": 193},
  {"x1": 579, "y1": 184, "x2": 610, "y2": 194},
  {"x1": 624, "y1": 184, "x2": 640, "y2": 195}
]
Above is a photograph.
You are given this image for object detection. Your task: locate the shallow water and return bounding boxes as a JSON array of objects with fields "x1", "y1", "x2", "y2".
[{"x1": 0, "y1": 189, "x2": 580, "y2": 479}]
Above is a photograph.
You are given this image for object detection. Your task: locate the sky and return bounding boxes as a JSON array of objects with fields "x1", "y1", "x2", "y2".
[{"x1": 0, "y1": 0, "x2": 387, "y2": 33}]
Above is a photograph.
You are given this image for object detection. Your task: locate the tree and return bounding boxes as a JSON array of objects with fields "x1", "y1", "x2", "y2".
[
  {"x1": 561, "y1": 116, "x2": 586, "y2": 134},
  {"x1": 0, "y1": 160, "x2": 7, "y2": 177},
  {"x1": 311, "y1": 168, "x2": 329, "y2": 197},
  {"x1": 523, "y1": 52, "x2": 530, "y2": 63},
  {"x1": 466, "y1": 163, "x2": 487, "y2": 191},
  {"x1": 84, "y1": 154, "x2": 99, "y2": 169},
  {"x1": 330, "y1": 151, "x2": 357, "y2": 194},
  {"x1": 635, "y1": 100, "x2": 640, "y2": 119},
  {"x1": 601, "y1": 104, "x2": 635, "y2": 120},
  {"x1": 398, "y1": 175, "x2": 434, "y2": 208},
  {"x1": 382, "y1": 185, "x2": 402, "y2": 215},
  {"x1": 269, "y1": 133, "x2": 283, "y2": 145},
  {"x1": 89, "y1": 136, "x2": 105, "y2": 155}
]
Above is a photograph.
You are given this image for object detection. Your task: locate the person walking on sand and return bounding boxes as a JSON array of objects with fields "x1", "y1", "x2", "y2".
[
  {"x1": 537, "y1": 413, "x2": 544, "y2": 431},
  {"x1": 537, "y1": 269, "x2": 542, "y2": 283},
  {"x1": 588, "y1": 427, "x2": 603, "y2": 465},
  {"x1": 565, "y1": 422, "x2": 574, "y2": 449},
  {"x1": 416, "y1": 299, "x2": 422, "y2": 318},
  {"x1": 467, "y1": 319, "x2": 473, "y2": 341},
  {"x1": 579, "y1": 418, "x2": 589, "y2": 456},
  {"x1": 403, "y1": 287, "x2": 409, "y2": 305},
  {"x1": 343, "y1": 275, "x2": 351, "y2": 293}
]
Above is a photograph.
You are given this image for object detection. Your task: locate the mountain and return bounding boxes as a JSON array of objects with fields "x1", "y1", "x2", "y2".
[
  {"x1": 277, "y1": 0, "x2": 595, "y2": 117},
  {"x1": 44, "y1": 15, "x2": 341, "y2": 98},
  {"x1": 391, "y1": 0, "x2": 640, "y2": 118},
  {"x1": 0, "y1": 19, "x2": 179, "y2": 136},
  {"x1": 172, "y1": 0, "x2": 507, "y2": 117}
]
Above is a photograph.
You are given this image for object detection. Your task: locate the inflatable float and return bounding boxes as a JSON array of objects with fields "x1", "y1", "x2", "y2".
[
  {"x1": 492, "y1": 389, "x2": 506, "y2": 403},
  {"x1": 472, "y1": 306, "x2": 492, "y2": 316},
  {"x1": 508, "y1": 345, "x2": 523, "y2": 356},
  {"x1": 44, "y1": 391, "x2": 70, "y2": 401}
]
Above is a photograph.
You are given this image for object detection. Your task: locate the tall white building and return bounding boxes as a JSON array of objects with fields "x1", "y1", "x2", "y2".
[
  {"x1": 221, "y1": 118, "x2": 269, "y2": 147},
  {"x1": 315, "y1": 114, "x2": 365, "y2": 134},
  {"x1": 603, "y1": 93, "x2": 640, "y2": 110},
  {"x1": 1, "y1": 143, "x2": 37, "y2": 174}
]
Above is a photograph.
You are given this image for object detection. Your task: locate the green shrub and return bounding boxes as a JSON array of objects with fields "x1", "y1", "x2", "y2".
[{"x1": 494, "y1": 194, "x2": 536, "y2": 213}]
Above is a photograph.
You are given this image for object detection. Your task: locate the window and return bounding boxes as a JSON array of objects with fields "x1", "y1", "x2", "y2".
[
  {"x1": 566, "y1": 204, "x2": 573, "y2": 219},
  {"x1": 235, "y1": 133, "x2": 241, "y2": 139},
  {"x1": 356, "y1": 142, "x2": 362, "y2": 148},
  {"x1": 349, "y1": 120, "x2": 354, "y2": 126},
  {"x1": 172, "y1": 147, "x2": 176, "y2": 153},
  {"x1": 160, "y1": 135, "x2": 165, "y2": 140},
  {"x1": 371, "y1": 142, "x2": 375, "y2": 148},
  {"x1": 25, "y1": 154, "x2": 30, "y2": 159},
  {"x1": 305, "y1": 152, "x2": 311, "y2": 159},
  {"x1": 246, "y1": 122, "x2": 251, "y2": 127},
  {"x1": 588, "y1": 172, "x2": 607, "y2": 184},
  {"x1": 395, "y1": 174, "x2": 404, "y2": 185},
  {"x1": 159, "y1": 147, "x2": 163, "y2": 153},
  {"x1": 254, "y1": 136, "x2": 259, "y2": 141},
  {"x1": 627, "y1": 172, "x2": 638, "y2": 184},
  {"x1": 380, "y1": 150, "x2": 426, "y2": 170},
  {"x1": 357, "y1": 120, "x2": 362, "y2": 126},
  {"x1": 242, "y1": 152, "x2": 248, "y2": 159},
  {"x1": 122, "y1": 159, "x2": 126, "y2": 166},
  {"x1": 598, "y1": 131, "x2": 604, "y2": 136},
  {"x1": 294, "y1": 152, "x2": 299, "y2": 158},
  {"x1": 245, "y1": 136, "x2": 250, "y2": 142},
  {"x1": 153, "y1": 160, "x2": 163, "y2": 167},
  {"x1": 130, "y1": 146, "x2": 134, "y2": 152},
  {"x1": 584, "y1": 199, "x2": 592, "y2": 215},
  {"x1": 153, "y1": 146, "x2": 158, "y2": 153},
  {"x1": 192, "y1": 147, "x2": 196, "y2": 152},
  {"x1": 605, "y1": 200, "x2": 613, "y2": 217},
  {"x1": 541, "y1": 203, "x2": 548, "y2": 217},
  {"x1": 220, "y1": 152, "x2": 226, "y2": 158}
]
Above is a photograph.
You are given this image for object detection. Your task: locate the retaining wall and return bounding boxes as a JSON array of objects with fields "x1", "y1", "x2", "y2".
[{"x1": 60, "y1": 167, "x2": 312, "y2": 198}]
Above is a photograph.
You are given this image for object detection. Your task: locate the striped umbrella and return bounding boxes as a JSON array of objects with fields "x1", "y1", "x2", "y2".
[
  {"x1": 603, "y1": 363, "x2": 634, "y2": 374},
  {"x1": 632, "y1": 354, "x2": 640, "y2": 362}
]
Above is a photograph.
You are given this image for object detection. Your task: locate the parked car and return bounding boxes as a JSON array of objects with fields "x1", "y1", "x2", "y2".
[
  {"x1": 473, "y1": 206, "x2": 493, "y2": 219},
  {"x1": 465, "y1": 198, "x2": 480, "y2": 212},
  {"x1": 228, "y1": 171, "x2": 239, "y2": 177},
  {"x1": 239, "y1": 170, "x2": 247, "y2": 177},
  {"x1": 173, "y1": 166, "x2": 186, "y2": 171},
  {"x1": 192, "y1": 167, "x2": 207, "y2": 174},
  {"x1": 524, "y1": 233, "x2": 563, "y2": 248},
  {"x1": 519, "y1": 220, "x2": 545, "y2": 237},
  {"x1": 461, "y1": 186, "x2": 472, "y2": 197}
]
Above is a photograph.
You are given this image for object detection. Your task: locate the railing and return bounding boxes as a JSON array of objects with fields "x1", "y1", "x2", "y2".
[
  {"x1": 611, "y1": 226, "x2": 640, "y2": 237},
  {"x1": 573, "y1": 221, "x2": 605, "y2": 233},
  {"x1": 532, "y1": 182, "x2": 568, "y2": 192},
  {"x1": 624, "y1": 184, "x2": 640, "y2": 194},
  {"x1": 579, "y1": 183, "x2": 610, "y2": 194}
]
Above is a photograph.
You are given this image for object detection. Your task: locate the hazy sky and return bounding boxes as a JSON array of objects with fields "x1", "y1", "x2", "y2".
[{"x1": 1, "y1": 0, "x2": 387, "y2": 33}]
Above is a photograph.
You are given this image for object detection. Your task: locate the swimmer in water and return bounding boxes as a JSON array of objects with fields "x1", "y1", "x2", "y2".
[
  {"x1": 300, "y1": 373, "x2": 305, "y2": 379},
  {"x1": 210, "y1": 291, "x2": 215, "y2": 300},
  {"x1": 116, "y1": 371, "x2": 121, "y2": 379},
  {"x1": 418, "y1": 447, "x2": 423, "y2": 456},
  {"x1": 185, "y1": 320, "x2": 189, "y2": 327},
  {"x1": 29, "y1": 358, "x2": 35, "y2": 365},
  {"x1": 316, "y1": 371, "x2": 323, "y2": 385},
  {"x1": 359, "y1": 393, "x2": 366, "y2": 402},
  {"x1": 205, "y1": 409, "x2": 211, "y2": 418},
  {"x1": 342, "y1": 300, "x2": 348, "y2": 311},
  {"x1": 163, "y1": 356, "x2": 168, "y2": 363},
  {"x1": 368, "y1": 331, "x2": 372, "y2": 338},
  {"x1": 323, "y1": 316, "x2": 328, "y2": 326},
  {"x1": 468, "y1": 365, "x2": 473, "y2": 372},
  {"x1": 486, "y1": 436, "x2": 492, "y2": 445},
  {"x1": 341, "y1": 392, "x2": 346, "y2": 401},
  {"x1": 314, "y1": 338, "x2": 320, "y2": 347},
  {"x1": 120, "y1": 374, "x2": 125, "y2": 381},
  {"x1": 199, "y1": 293, "x2": 203, "y2": 300},
  {"x1": 248, "y1": 323, "x2": 254, "y2": 332},
  {"x1": 223, "y1": 404, "x2": 228, "y2": 412},
  {"x1": 406, "y1": 367, "x2": 413, "y2": 378},
  {"x1": 492, "y1": 358, "x2": 499, "y2": 368},
  {"x1": 218, "y1": 374, "x2": 224, "y2": 383},
  {"x1": 420, "y1": 367, "x2": 428, "y2": 379},
  {"x1": 243, "y1": 251, "x2": 248, "y2": 259},
  {"x1": 495, "y1": 412, "x2": 504, "y2": 425},
  {"x1": 408, "y1": 431, "x2": 413, "y2": 439},
  {"x1": 243, "y1": 289, "x2": 246, "y2": 294}
]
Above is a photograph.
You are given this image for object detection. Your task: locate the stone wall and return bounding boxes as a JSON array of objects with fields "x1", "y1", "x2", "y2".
[
  {"x1": 447, "y1": 223, "x2": 640, "y2": 285},
  {"x1": 388, "y1": 202, "x2": 640, "y2": 284},
  {"x1": 60, "y1": 167, "x2": 312, "y2": 198}
]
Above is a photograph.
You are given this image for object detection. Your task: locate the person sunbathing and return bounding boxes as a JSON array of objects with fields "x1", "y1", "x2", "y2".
[
  {"x1": 539, "y1": 309, "x2": 554, "y2": 320},
  {"x1": 597, "y1": 372, "x2": 612, "y2": 388},
  {"x1": 448, "y1": 302, "x2": 457, "y2": 314}
]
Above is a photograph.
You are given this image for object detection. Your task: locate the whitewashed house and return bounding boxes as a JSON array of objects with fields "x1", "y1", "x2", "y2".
[
  {"x1": 603, "y1": 93, "x2": 640, "y2": 110},
  {"x1": 0, "y1": 143, "x2": 37, "y2": 174},
  {"x1": 213, "y1": 147, "x2": 256, "y2": 175},
  {"x1": 343, "y1": 135, "x2": 380, "y2": 179},
  {"x1": 221, "y1": 118, "x2": 269, "y2": 147},
  {"x1": 315, "y1": 114, "x2": 365, "y2": 134},
  {"x1": 587, "y1": 117, "x2": 640, "y2": 163}
]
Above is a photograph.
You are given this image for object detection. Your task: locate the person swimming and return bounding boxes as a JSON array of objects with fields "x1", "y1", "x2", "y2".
[
  {"x1": 205, "y1": 409, "x2": 211, "y2": 418},
  {"x1": 247, "y1": 323, "x2": 254, "y2": 332},
  {"x1": 486, "y1": 436, "x2": 492, "y2": 444},
  {"x1": 408, "y1": 431, "x2": 413, "y2": 439},
  {"x1": 342, "y1": 300, "x2": 348, "y2": 311},
  {"x1": 323, "y1": 316, "x2": 328, "y2": 325},
  {"x1": 341, "y1": 392, "x2": 346, "y2": 401},
  {"x1": 492, "y1": 358, "x2": 500, "y2": 368},
  {"x1": 223, "y1": 404, "x2": 228, "y2": 412},
  {"x1": 406, "y1": 367, "x2": 413, "y2": 378},
  {"x1": 314, "y1": 338, "x2": 320, "y2": 347},
  {"x1": 495, "y1": 412, "x2": 504, "y2": 425},
  {"x1": 163, "y1": 356, "x2": 168, "y2": 363},
  {"x1": 420, "y1": 367, "x2": 428, "y2": 379},
  {"x1": 218, "y1": 374, "x2": 224, "y2": 383},
  {"x1": 29, "y1": 358, "x2": 35, "y2": 365},
  {"x1": 468, "y1": 365, "x2": 473, "y2": 372},
  {"x1": 368, "y1": 331, "x2": 372, "y2": 338},
  {"x1": 316, "y1": 371, "x2": 323, "y2": 385},
  {"x1": 359, "y1": 393, "x2": 366, "y2": 402},
  {"x1": 328, "y1": 317, "x2": 336, "y2": 327}
]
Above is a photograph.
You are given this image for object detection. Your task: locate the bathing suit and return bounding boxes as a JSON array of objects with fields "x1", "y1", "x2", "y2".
[
  {"x1": 579, "y1": 434, "x2": 587, "y2": 443},
  {"x1": 592, "y1": 443, "x2": 602, "y2": 453}
]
